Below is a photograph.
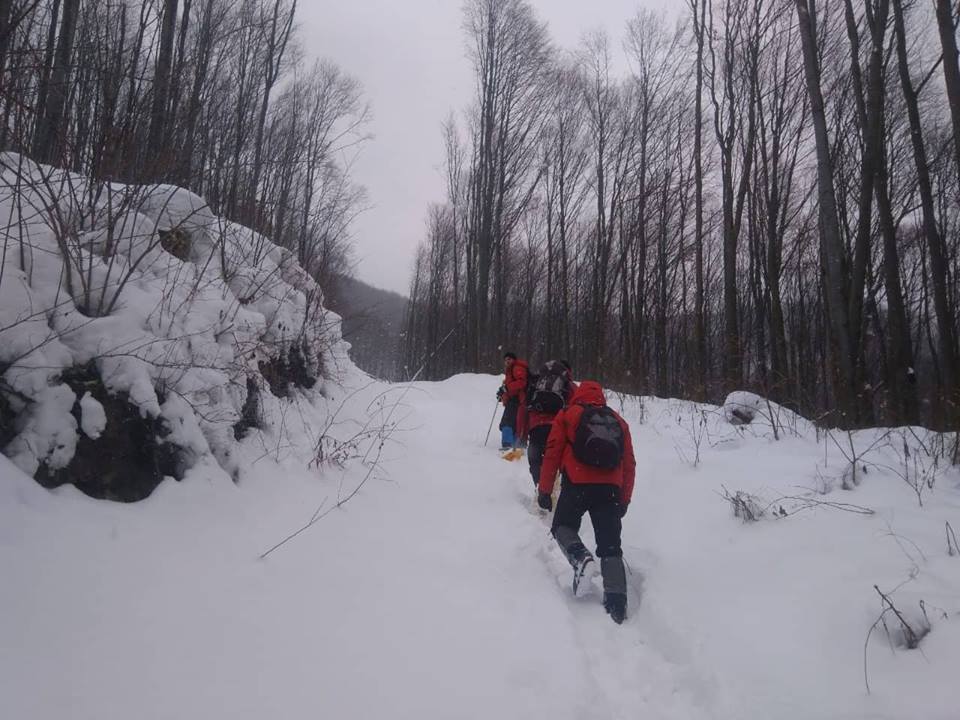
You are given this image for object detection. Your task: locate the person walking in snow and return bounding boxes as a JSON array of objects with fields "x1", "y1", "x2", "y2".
[
  {"x1": 537, "y1": 381, "x2": 636, "y2": 624},
  {"x1": 525, "y1": 360, "x2": 576, "y2": 486},
  {"x1": 497, "y1": 352, "x2": 528, "y2": 450}
]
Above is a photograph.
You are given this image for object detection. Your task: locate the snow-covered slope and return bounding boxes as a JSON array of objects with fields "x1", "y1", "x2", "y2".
[{"x1": 2, "y1": 374, "x2": 959, "y2": 719}]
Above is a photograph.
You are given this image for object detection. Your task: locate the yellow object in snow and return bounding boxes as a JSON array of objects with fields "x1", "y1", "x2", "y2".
[{"x1": 501, "y1": 448, "x2": 524, "y2": 462}]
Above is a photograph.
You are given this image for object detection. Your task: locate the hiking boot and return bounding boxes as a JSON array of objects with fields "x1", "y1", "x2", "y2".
[
  {"x1": 573, "y1": 556, "x2": 597, "y2": 597},
  {"x1": 603, "y1": 592, "x2": 627, "y2": 624},
  {"x1": 600, "y1": 556, "x2": 627, "y2": 593}
]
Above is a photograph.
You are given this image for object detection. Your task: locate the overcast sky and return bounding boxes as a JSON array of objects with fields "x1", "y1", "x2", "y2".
[{"x1": 298, "y1": 1, "x2": 663, "y2": 295}]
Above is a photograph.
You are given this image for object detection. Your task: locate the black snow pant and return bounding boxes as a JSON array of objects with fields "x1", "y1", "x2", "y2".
[
  {"x1": 499, "y1": 397, "x2": 519, "y2": 431},
  {"x1": 551, "y1": 478, "x2": 627, "y2": 597},
  {"x1": 499, "y1": 397, "x2": 520, "y2": 448},
  {"x1": 527, "y1": 424, "x2": 551, "y2": 486}
]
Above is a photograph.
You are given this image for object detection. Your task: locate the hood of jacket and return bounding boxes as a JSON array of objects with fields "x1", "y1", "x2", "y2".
[{"x1": 570, "y1": 380, "x2": 605, "y2": 406}]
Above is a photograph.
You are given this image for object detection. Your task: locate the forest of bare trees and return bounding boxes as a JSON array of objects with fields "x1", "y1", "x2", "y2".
[
  {"x1": 402, "y1": 0, "x2": 960, "y2": 431},
  {"x1": 0, "y1": 0, "x2": 369, "y2": 291}
]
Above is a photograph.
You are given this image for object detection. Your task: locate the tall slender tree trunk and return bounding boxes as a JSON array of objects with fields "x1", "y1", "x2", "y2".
[
  {"x1": 0, "y1": 0, "x2": 14, "y2": 96},
  {"x1": 794, "y1": 0, "x2": 857, "y2": 424},
  {"x1": 691, "y1": 0, "x2": 707, "y2": 399},
  {"x1": 168, "y1": 0, "x2": 193, "y2": 127},
  {"x1": 840, "y1": 0, "x2": 877, "y2": 421},
  {"x1": 558, "y1": 147, "x2": 571, "y2": 360},
  {"x1": 30, "y1": 0, "x2": 61, "y2": 149},
  {"x1": 866, "y1": 0, "x2": 914, "y2": 423},
  {"x1": 32, "y1": 0, "x2": 76, "y2": 164},
  {"x1": 177, "y1": 0, "x2": 214, "y2": 186},
  {"x1": 250, "y1": 0, "x2": 295, "y2": 228},
  {"x1": 893, "y1": 0, "x2": 958, "y2": 426},
  {"x1": 147, "y1": 0, "x2": 179, "y2": 177},
  {"x1": 935, "y1": 0, "x2": 960, "y2": 190}
]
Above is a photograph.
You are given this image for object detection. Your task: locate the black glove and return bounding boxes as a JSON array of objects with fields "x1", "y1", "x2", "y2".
[
  {"x1": 620, "y1": 501, "x2": 629, "y2": 518},
  {"x1": 537, "y1": 492, "x2": 553, "y2": 511},
  {"x1": 496, "y1": 385, "x2": 506, "y2": 401}
]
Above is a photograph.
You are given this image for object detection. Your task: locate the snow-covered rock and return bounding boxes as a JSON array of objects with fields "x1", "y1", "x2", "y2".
[
  {"x1": 0, "y1": 152, "x2": 354, "y2": 499},
  {"x1": 723, "y1": 390, "x2": 768, "y2": 425}
]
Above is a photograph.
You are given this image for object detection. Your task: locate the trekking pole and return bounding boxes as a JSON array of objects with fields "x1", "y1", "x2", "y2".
[{"x1": 484, "y1": 398, "x2": 500, "y2": 447}]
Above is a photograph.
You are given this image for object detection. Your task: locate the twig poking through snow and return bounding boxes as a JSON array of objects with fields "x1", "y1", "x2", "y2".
[
  {"x1": 258, "y1": 499, "x2": 331, "y2": 560},
  {"x1": 875, "y1": 584, "x2": 930, "y2": 651},
  {"x1": 768, "y1": 495, "x2": 875, "y2": 518},
  {"x1": 719, "y1": 486, "x2": 874, "y2": 523},
  {"x1": 882, "y1": 521, "x2": 927, "y2": 565}
]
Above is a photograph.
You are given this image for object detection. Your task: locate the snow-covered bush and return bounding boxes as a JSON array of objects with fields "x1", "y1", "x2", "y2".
[
  {"x1": 871, "y1": 429, "x2": 948, "y2": 507},
  {"x1": 0, "y1": 153, "x2": 349, "y2": 500},
  {"x1": 673, "y1": 405, "x2": 708, "y2": 468},
  {"x1": 720, "y1": 486, "x2": 765, "y2": 522}
]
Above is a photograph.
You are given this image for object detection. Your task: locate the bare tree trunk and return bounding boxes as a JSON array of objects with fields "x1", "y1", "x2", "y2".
[
  {"x1": 0, "y1": 0, "x2": 11, "y2": 61},
  {"x1": 794, "y1": 0, "x2": 857, "y2": 424},
  {"x1": 33, "y1": 0, "x2": 77, "y2": 164},
  {"x1": 935, "y1": 0, "x2": 960, "y2": 190},
  {"x1": 0, "y1": 0, "x2": 43, "y2": 96},
  {"x1": 168, "y1": 0, "x2": 193, "y2": 125},
  {"x1": 177, "y1": 0, "x2": 216, "y2": 186},
  {"x1": 841, "y1": 0, "x2": 877, "y2": 418},
  {"x1": 707, "y1": 0, "x2": 759, "y2": 392},
  {"x1": 863, "y1": 0, "x2": 914, "y2": 423},
  {"x1": 690, "y1": 0, "x2": 707, "y2": 399},
  {"x1": 892, "y1": 0, "x2": 958, "y2": 425},
  {"x1": 249, "y1": 0, "x2": 296, "y2": 227},
  {"x1": 147, "y1": 0, "x2": 179, "y2": 177}
]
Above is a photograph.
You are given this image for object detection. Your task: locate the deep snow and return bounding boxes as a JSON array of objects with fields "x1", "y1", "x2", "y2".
[{"x1": 3, "y1": 373, "x2": 960, "y2": 719}]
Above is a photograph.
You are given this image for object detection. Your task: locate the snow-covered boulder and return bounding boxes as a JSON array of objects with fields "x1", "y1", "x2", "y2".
[
  {"x1": 722, "y1": 391, "x2": 767, "y2": 425},
  {"x1": 0, "y1": 153, "x2": 352, "y2": 501}
]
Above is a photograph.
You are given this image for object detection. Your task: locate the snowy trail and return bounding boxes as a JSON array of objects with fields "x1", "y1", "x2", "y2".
[
  {"x1": 4, "y1": 373, "x2": 960, "y2": 719},
  {"x1": 514, "y1": 478, "x2": 722, "y2": 720},
  {"x1": 393, "y1": 377, "x2": 720, "y2": 720}
]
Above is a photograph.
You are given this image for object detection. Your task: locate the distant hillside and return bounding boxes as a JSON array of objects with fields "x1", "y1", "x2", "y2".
[{"x1": 325, "y1": 275, "x2": 408, "y2": 381}]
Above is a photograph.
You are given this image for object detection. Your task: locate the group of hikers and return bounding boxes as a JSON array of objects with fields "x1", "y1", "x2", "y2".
[{"x1": 496, "y1": 352, "x2": 636, "y2": 625}]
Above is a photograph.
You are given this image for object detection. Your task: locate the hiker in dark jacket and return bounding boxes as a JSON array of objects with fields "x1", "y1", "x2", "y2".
[
  {"x1": 538, "y1": 381, "x2": 636, "y2": 624},
  {"x1": 497, "y1": 352, "x2": 528, "y2": 450},
  {"x1": 526, "y1": 360, "x2": 576, "y2": 487}
]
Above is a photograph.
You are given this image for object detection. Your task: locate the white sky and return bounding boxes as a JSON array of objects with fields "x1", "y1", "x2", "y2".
[{"x1": 298, "y1": 1, "x2": 665, "y2": 295}]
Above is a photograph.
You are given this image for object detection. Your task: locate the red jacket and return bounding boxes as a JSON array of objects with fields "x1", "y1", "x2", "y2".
[
  {"x1": 538, "y1": 381, "x2": 636, "y2": 504},
  {"x1": 502, "y1": 359, "x2": 529, "y2": 405},
  {"x1": 528, "y1": 377, "x2": 578, "y2": 430}
]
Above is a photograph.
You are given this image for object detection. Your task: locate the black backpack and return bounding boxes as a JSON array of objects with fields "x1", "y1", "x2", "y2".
[
  {"x1": 572, "y1": 405, "x2": 624, "y2": 469},
  {"x1": 527, "y1": 360, "x2": 571, "y2": 414}
]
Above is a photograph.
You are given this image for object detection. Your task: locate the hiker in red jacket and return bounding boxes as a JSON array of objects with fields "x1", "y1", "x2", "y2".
[
  {"x1": 497, "y1": 352, "x2": 528, "y2": 450},
  {"x1": 526, "y1": 360, "x2": 576, "y2": 486},
  {"x1": 537, "y1": 381, "x2": 636, "y2": 624}
]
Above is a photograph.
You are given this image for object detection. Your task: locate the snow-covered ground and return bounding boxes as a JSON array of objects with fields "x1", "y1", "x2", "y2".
[{"x1": 3, "y1": 373, "x2": 960, "y2": 719}]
